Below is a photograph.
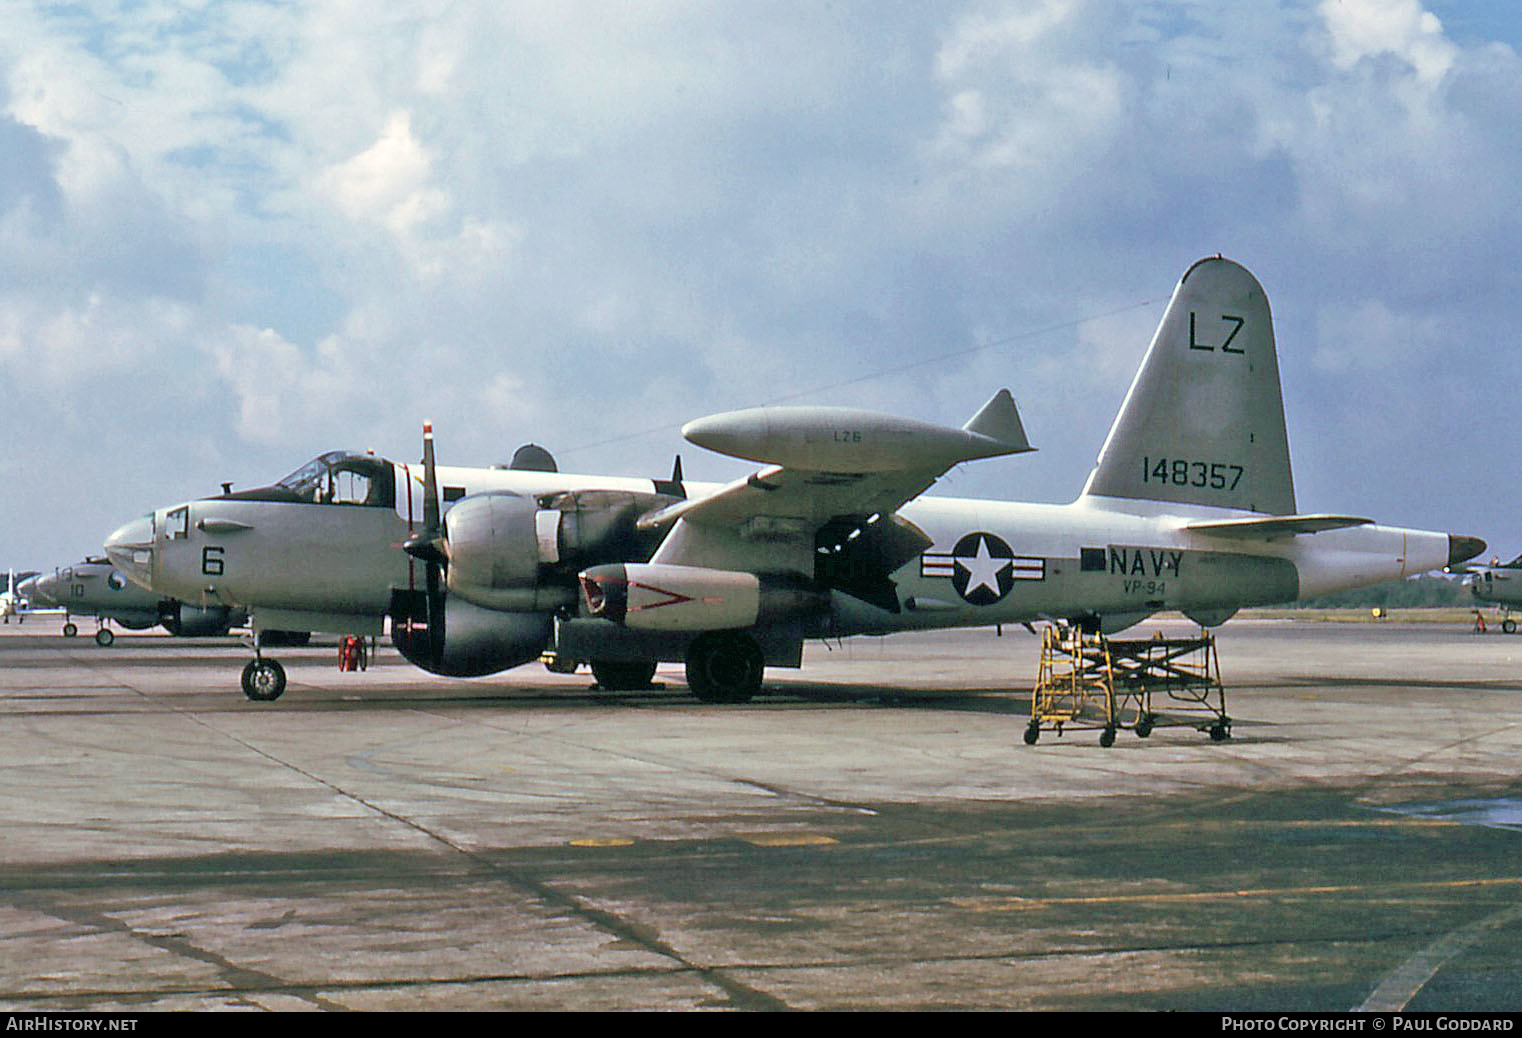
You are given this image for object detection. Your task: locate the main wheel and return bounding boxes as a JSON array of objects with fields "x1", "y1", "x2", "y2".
[
  {"x1": 591, "y1": 659, "x2": 658, "y2": 690},
  {"x1": 63, "y1": 622, "x2": 78, "y2": 638},
  {"x1": 685, "y1": 633, "x2": 763, "y2": 704},
  {"x1": 241, "y1": 659, "x2": 287, "y2": 702},
  {"x1": 94, "y1": 628, "x2": 115, "y2": 647}
]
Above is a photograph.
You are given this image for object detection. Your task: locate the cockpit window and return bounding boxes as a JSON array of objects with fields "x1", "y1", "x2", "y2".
[
  {"x1": 166, "y1": 505, "x2": 190, "y2": 540},
  {"x1": 275, "y1": 452, "x2": 395, "y2": 508}
]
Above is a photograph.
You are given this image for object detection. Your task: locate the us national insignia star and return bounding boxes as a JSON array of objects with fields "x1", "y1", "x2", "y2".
[{"x1": 951, "y1": 532, "x2": 1015, "y2": 605}]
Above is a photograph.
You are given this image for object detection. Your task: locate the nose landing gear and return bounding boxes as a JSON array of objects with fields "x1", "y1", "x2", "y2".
[
  {"x1": 241, "y1": 657, "x2": 287, "y2": 701},
  {"x1": 241, "y1": 634, "x2": 288, "y2": 702}
]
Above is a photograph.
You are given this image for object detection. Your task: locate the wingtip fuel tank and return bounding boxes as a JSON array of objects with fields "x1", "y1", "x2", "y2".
[
  {"x1": 1449, "y1": 535, "x2": 1487, "y2": 567},
  {"x1": 682, "y1": 392, "x2": 1034, "y2": 473}
]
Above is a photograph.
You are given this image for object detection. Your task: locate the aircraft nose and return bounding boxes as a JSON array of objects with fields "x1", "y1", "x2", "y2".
[
  {"x1": 1448, "y1": 535, "x2": 1487, "y2": 567},
  {"x1": 23, "y1": 574, "x2": 53, "y2": 608},
  {"x1": 105, "y1": 515, "x2": 156, "y2": 590}
]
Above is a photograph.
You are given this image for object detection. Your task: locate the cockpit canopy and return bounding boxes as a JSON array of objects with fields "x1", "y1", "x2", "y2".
[{"x1": 274, "y1": 451, "x2": 396, "y2": 507}]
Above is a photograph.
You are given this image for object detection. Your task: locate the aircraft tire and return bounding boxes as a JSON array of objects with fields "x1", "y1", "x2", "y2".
[
  {"x1": 590, "y1": 659, "x2": 658, "y2": 690},
  {"x1": 63, "y1": 623, "x2": 77, "y2": 638},
  {"x1": 242, "y1": 659, "x2": 287, "y2": 702},
  {"x1": 685, "y1": 632, "x2": 763, "y2": 704},
  {"x1": 95, "y1": 628, "x2": 115, "y2": 647}
]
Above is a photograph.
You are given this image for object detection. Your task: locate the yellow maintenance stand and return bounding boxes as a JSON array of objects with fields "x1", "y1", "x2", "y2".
[{"x1": 1023, "y1": 626, "x2": 1231, "y2": 747}]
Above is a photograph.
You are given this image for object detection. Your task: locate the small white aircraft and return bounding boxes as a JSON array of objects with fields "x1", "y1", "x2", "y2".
[
  {"x1": 0, "y1": 569, "x2": 40, "y2": 623},
  {"x1": 109, "y1": 257, "x2": 1484, "y2": 702}
]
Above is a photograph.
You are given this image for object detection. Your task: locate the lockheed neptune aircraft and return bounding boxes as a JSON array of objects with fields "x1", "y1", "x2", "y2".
[
  {"x1": 1460, "y1": 554, "x2": 1522, "y2": 632},
  {"x1": 106, "y1": 257, "x2": 1484, "y2": 702},
  {"x1": 23, "y1": 558, "x2": 255, "y2": 645}
]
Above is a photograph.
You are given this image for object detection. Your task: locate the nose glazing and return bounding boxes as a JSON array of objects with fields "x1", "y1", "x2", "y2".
[{"x1": 104, "y1": 515, "x2": 155, "y2": 590}]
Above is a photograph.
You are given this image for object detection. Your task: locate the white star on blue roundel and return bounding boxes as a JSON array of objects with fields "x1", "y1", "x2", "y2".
[{"x1": 951, "y1": 532, "x2": 1015, "y2": 606}]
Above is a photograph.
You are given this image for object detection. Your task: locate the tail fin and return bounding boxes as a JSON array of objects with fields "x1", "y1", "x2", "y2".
[{"x1": 1080, "y1": 256, "x2": 1295, "y2": 516}]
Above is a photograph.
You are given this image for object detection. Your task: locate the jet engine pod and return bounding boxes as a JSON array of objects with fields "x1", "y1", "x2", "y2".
[
  {"x1": 581, "y1": 563, "x2": 760, "y2": 631},
  {"x1": 581, "y1": 563, "x2": 826, "y2": 633}
]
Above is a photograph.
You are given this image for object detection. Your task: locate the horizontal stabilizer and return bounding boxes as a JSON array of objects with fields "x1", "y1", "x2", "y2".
[{"x1": 1185, "y1": 514, "x2": 1373, "y2": 540}]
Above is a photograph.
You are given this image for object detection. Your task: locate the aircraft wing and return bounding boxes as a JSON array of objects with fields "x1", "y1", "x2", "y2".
[
  {"x1": 638, "y1": 464, "x2": 944, "y2": 535},
  {"x1": 1184, "y1": 514, "x2": 1373, "y2": 540},
  {"x1": 639, "y1": 391, "x2": 1033, "y2": 588}
]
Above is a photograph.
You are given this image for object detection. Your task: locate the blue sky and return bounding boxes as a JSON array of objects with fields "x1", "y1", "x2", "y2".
[{"x1": 2, "y1": 0, "x2": 1519, "y2": 566}]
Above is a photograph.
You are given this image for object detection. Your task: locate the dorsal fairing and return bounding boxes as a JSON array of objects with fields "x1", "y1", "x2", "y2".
[{"x1": 1081, "y1": 257, "x2": 1296, "y2": 516}]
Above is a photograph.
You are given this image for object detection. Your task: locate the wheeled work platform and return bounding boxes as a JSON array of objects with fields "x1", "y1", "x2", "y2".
[{"x1": 1024, "y1": 626, "x2": 1231, "y2": 747}]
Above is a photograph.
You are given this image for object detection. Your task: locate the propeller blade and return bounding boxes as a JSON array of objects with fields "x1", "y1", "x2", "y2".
[
  {"x1": 421, "y1": 420, "x2": 440, "y2": 538},
  {"x1": 402, "y1": 419, "x2": 448, "y2": 564}
]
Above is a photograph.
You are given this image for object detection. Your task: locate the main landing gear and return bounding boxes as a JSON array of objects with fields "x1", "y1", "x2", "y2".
[
  {"x1": 589, "y1": 659, "x2": 659, "y2": 691},
  {"x1": 684, "y1": 631, "x2": 764, "y2": 704}
]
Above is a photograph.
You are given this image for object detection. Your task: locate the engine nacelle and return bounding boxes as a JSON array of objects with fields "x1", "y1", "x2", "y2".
[
  {"x1": 580, "y1": 563, "x2": 825, "y2": 632},
  {"x1": 444, "y1": 492, "x2": 543, "y2": 603},
  {"x1": 110, "y1": 610, "x2": 163, "y2": 631},
  {"x1": 390, "y1": 592, "x2": 551, "y2": 677},
  {"x1": 158, "y1": 602, "x2": 237, "y2": 636},
  {"x1": 444, "y1": 489, "x2": 679, "y2": 611}
]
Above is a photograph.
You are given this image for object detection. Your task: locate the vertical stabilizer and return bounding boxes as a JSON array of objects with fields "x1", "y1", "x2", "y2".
[{"x1": 1081, "y1": 257, "x2": 1295, "y2": 516}]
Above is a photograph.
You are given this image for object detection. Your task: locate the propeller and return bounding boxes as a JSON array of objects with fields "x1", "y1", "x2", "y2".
[
  {"x1": 396, "y1": 421, "x2": 447, "y2": 668},
  {"x1": 403, "y1": 421, "x2": 447, "y2": 566}
]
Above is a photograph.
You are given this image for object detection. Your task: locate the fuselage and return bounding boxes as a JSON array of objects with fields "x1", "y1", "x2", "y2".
[
  {"x1": 847, "y1": 494, "x2": 1447, "y2": 635},
  {"x1": 107, "y1": 455, "x2": 695, "y2": 633},
  {"x1": 1466, "y1": 557, "x2": 1522, "y2": 608},
  {"x1": 29, "y1": 560, "x2": 163, "y2": 628},
  {"x1": 107, "y1": 452, "x2": 1452, "y2": 642}
]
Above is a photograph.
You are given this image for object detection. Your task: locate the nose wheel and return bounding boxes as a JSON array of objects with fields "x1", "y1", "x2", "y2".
[{"x1": 241, "y1": 658, "x2": 287, "y2": 701}]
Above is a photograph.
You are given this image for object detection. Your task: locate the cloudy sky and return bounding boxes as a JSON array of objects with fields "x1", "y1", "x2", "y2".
[{"x1": 2, "y1": 0, "x2": 1518, "y2": 568}]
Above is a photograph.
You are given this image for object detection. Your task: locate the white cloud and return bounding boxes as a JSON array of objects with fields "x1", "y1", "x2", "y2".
[
  {"x1": 2, "y1": 1, "x2": 1522, "y2": 561},
  {"x1": 1320, "y1": 0, "x2": 1457, "y2": 85}
]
